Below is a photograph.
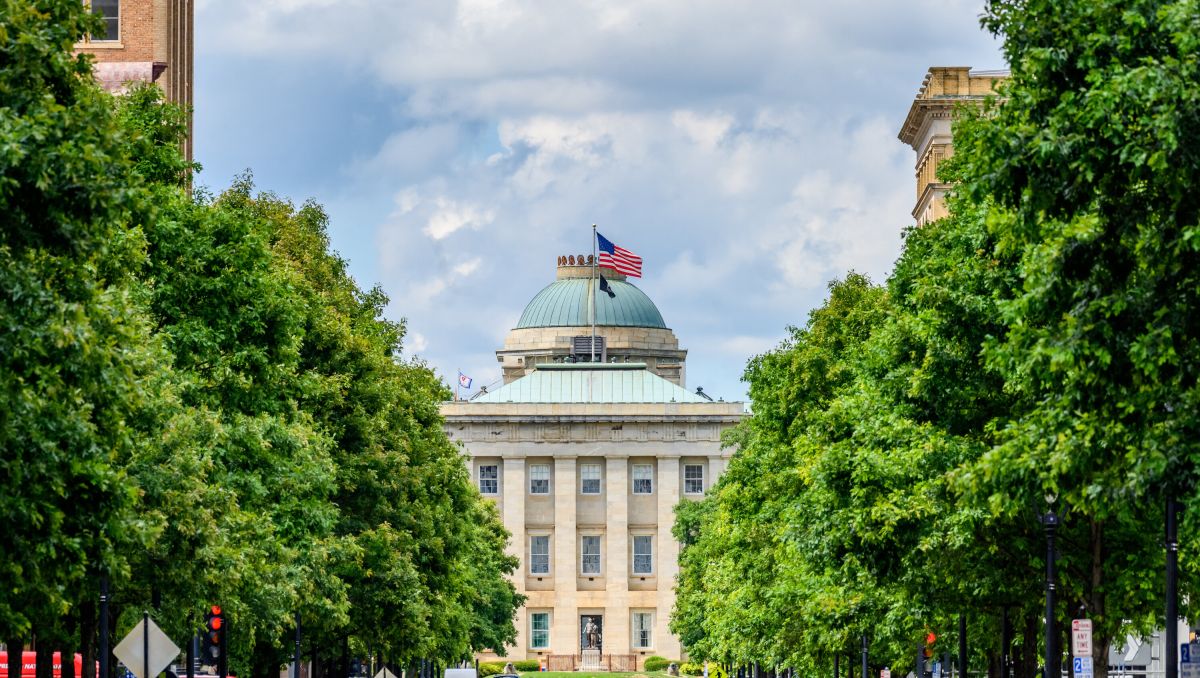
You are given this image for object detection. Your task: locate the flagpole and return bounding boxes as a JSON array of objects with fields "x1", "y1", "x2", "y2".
[
  {"x1": 456, "y1": 369, "x2": 460, "y2": 402},
  {"x1": 591, "y1": 224, "x2": 597, "y2": 362}
]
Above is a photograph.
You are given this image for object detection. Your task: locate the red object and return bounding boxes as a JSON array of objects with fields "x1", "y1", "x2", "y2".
[
  {"x1": 596, "y1": 232, "x2": 643, "y2": 278},
  {"x1": 925, "y1": 632, "x2": 937, "y2": 645},
  {"x1": 0, "y1": 651, "x2": 87, "y2": 678}
]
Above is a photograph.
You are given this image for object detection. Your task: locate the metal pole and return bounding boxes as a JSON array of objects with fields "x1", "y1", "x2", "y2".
[
  {"x1": 861, "y1": 634, "x2": 868, "y2": 678},
  {"x1": 834, "y1": 654, "x2": 839, "y2": 678},
  {"x1": 1001, "y1": 607, "x2": 1010, "y2": 678},
  {"x1": 186, "y1": 633, "x2": 195, "y2": 678},
  {"x1": 217, "y1": 615, "x2": 227, "y2": 678},
  {"x1": 1167, "y1": 497, "x2": 1180, "y2": 678},
  {"x1": 1043, "y1": 509, "x2": 1059, "y2": 678},
  {"x1": 590, "y1": 224, "x2": 597, "y2": 362},
  {"x1": 958, "y1": 614, "x2": 966, "y2": 678},
  {"x1": 143, "y1": 612, "x2": 149, "y2": 678},
  {"x1": 99, "y1": 577, "x2": 110, "y2": 678},
  {"x1": 916, "y1": 643, "x2": 925, "y2": 678},
  {"x1": 293, "y1": 614, "x2": 301, "y2": 678}
]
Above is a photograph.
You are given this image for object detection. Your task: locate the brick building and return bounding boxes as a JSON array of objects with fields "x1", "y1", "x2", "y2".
[{"x1": 75, "y1": 0, "x2": 195, "y2": 162}]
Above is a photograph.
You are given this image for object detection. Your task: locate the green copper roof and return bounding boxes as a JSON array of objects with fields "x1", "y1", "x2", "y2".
[
  {"x1": 472, "y1": 364, "x2": 705, "y2": 403},
  {"x1": 515, "y1": 278, "x2": 667, "y2": 329}
]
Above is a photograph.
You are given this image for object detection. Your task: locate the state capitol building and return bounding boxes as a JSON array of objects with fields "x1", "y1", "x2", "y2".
[{"x1": 441, "y1": 259, "x2": 745, "y2": 666}]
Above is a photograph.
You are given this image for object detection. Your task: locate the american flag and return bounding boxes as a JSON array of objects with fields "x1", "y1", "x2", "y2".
[{"x1": 596, "y1": 232, "x2": 642, "y2": 278}]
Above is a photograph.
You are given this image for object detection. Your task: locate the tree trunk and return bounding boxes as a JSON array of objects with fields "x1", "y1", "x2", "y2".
[
  {"x1": 62, "y1": 612, "x2": 77, "y2": 678},
  {"x1": 35, "y1": 637, "x2": 53, "y2": 678},
  {"x1": 79, "y1": 599, "x2": 96, "y2": 678},
  {"x1": 1017, "y1": 614, "x2": 1038, "y2": 678},
  {"x1": 987, "y1": 651, "x2": 1000, "y2": 678},
  {"x1": 7, "y1": 637, "x2": 24, "y2": 678}
]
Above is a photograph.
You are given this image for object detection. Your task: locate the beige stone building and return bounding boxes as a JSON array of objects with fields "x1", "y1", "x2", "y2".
[
  {"x1": 75, "y1": 0, "x2": 195, "y2": 162},
  {"x1": 898, "y1": 67, "x2": 1008, "y2": 224},
  {"x1": 442, "y1": 259, "x2": 745, "y2": 666}
]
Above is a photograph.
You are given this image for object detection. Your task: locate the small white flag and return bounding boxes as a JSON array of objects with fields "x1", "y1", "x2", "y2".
[{"x1": 458, "y1": 372, "x2": 473, "y2": 389}]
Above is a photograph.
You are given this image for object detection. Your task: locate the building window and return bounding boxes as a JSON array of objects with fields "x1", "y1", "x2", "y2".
[
  {"x1": 91, "y1": 0, "x2": 120, "y2": 41},
  {"x1": 530, "y1": 535, "x2": 550, "y2": 575},
  {"x1": 530, "y1": 612, "x2": 551, "y2": 649},
  {"x1": 478, "y1": 464, "x2": 498, "y2": 495},
  {"x1": 684, "y1": 464, "x2": 704, "y2": 494},
  {"x1": 529, "y1": 464, "x2": 550, "y2": 495},
  {"x1": 581, "y1": 535, "x2": 601, "y2": 575},
  {"x1": 580, "y1": 463, "x2": 602, "y2": 495},
  {"x1": 633, "y1": 535, "x2": 653, "y2": 575},
  {"x1": 632, "y1": 464, "x2": 653, "y2": 494},
  {"x1": 632, "y1": 612, "x2": 653, "y2": 649}
]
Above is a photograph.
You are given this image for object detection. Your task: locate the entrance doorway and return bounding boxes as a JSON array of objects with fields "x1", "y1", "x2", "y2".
[{"x1": 580, "y1": 615, "x2": 603, "y2": 653}]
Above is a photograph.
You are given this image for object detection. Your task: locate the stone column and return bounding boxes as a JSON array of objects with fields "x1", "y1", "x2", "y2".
[
  {"x1": 503, "y1": 457, "x2": 528, "y2": 656},
  {"x1": 709, "y1": 455, "x2": 729, "y2": 485},
  {"x1": 553, "y1": 456, "x2": 578, "y2": 654},
  {"x1": 605, "y1": 455, "x2": 630, "y2": 655},
  {"x1": 655, "y1": 456, "x2": 681, "y2": 657}
]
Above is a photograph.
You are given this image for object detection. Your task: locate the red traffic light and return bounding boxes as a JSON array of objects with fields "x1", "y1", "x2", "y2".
[
  {"x1": 925, "y1": 632, "x2": 937, "y2": 646},
  {"x1": 211, "y1": 605, "x2": 222, "y2": 615},
  {"x1": 211, "y1": 617, "x2": 222, "y2": 630}
]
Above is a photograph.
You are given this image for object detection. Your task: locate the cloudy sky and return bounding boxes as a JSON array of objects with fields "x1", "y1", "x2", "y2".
[{"x1": 193, "y1": 0, "x2": 1003, "y2": 402}]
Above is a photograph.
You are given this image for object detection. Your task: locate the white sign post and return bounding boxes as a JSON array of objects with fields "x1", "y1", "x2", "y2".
[
  {"x1": 1072, "y1": 619, "x2": 1093, "y2": 658},
  {"x1": 112, "y1": 615, "x2": 180, "y2": 678}
]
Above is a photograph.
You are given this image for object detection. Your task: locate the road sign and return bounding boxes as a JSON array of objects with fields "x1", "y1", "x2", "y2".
[
  {"x1": 1182, "y1": 642, "x2": 1200, "y2": 678},
  {"x1": 880, "y1": 670, "x2": 891, "y2": 678},
  {"x1": 373, "y1": 669, "x2": 398, "y2": 678},
  {"x1": 112, "y1": 616, "x2": 181, "y2": 678},
  {"x1": 1073, "y1": 656, "x2": 1093, "y2": 678},
  {"x1": 1072, "y1": 619, "x2": 1093, "y2": 657}
]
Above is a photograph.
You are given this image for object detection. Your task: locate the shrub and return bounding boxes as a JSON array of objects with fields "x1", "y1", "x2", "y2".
[
  {"x1": 680, "y1": 662, "x2": 726, "y2": 678},
  {"x1": 478, "y1": 662, "x2": 505, "y2": 677},
  {"x1": 513, "y1": 661, "x2": 541, "y2": 672},
  {"x1": 644, "y1": 657, "x2": 673, "y2": 672}
]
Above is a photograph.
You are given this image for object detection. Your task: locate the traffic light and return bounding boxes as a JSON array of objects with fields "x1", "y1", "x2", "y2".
[
  {"x1": 924, "y1": 632, "x2": 937, "y2": 658},
  {"x1": 201, "y1": 605, "x2": 224, "y2": 670}
]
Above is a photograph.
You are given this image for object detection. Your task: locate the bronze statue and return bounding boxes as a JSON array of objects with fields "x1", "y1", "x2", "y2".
[{"x1": 583, "y1": 618, "x2": 601, "y2": 650}]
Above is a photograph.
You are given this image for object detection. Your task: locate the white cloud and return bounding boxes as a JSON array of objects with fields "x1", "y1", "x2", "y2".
[
  {"x1": 196, "y1": 0, "x2": 1004, "y2": 400},
  {"x1": 424, "y1": 198, "x2": 496, "y2": 240}
]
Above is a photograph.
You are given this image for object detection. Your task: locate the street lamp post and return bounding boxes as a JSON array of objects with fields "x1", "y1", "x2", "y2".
[
  {"x1": 1042, "y1": 496, "x2": 1060, "y2": 678},
  {"x1": 1166, "y1": 497, "x2": 1180, "y2": 678},
  {"x1": 861, "y1": 634, "x2": 868, "y2": 678}
]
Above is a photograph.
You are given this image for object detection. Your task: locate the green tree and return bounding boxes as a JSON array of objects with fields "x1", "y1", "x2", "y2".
[
  {"x1": 0, "y1": 0, "x2": 169, "y2": 669},
  {"x1": 950, "y1": 0, "x2": 1200, "y2": 673}
]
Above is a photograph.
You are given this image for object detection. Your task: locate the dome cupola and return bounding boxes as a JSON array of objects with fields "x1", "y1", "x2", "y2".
[{"x1": 496, "y1": 256, "x2": 687, "y2": 385}]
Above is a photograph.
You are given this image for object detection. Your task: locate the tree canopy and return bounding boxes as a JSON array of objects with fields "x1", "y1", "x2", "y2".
[
  {"x1": 674, "y1": 1, "x2": 1200, "y2": 676},
  {"x1": 0, "y1": 2, "x2": 521, "y2": 676}
]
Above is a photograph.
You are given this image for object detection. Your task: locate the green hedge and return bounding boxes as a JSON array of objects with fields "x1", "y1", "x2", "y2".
[
  {"x1": 478, "y1": 662, "x2": 505, "y2": 677},
  {"x1": 644, "y1": 657, "x2": 674, "y2": 672},
  {"x1": 478, "y1": 659, "x2": 539, "y2": 676}
]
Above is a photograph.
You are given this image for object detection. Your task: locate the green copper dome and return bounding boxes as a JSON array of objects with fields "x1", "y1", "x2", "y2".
[{"x1": 515, "y1": 278, "x2": 667, "y2": 329}]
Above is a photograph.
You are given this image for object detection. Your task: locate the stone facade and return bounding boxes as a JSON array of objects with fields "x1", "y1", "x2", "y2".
[
  {"x1": 74, "y1": 0, "x2": 195, "y2": 162},
  {"x1": 897, "y1": 67, "x2": 1008, "y2": 224},
  {"x1": 443, "y1": 401, "x2": 742, "y2": 662}
]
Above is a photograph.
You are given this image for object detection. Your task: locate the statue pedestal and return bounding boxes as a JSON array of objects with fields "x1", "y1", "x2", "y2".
[{"x1": 580, "y1": 649, "x2": 602, "y2": 671}]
